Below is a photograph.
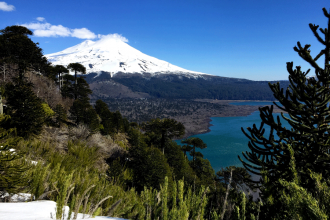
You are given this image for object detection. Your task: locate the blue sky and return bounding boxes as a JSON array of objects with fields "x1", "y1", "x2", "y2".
[{"x1": 0, "y1": 0, "x2": 329, "y2": 80}]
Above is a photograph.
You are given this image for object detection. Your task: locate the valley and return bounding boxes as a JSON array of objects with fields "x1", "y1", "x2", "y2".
[
  {"x1": 46, "y1": 34, "x2": 290, "y2": 136},
  {"x1": 91, "y1": 98, "x2": 282, "y2": 138}
]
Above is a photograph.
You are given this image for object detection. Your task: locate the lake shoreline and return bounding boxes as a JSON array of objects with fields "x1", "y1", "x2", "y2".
[{"x1": 177, "y1": 100, "x2": 285, "y2": 138}]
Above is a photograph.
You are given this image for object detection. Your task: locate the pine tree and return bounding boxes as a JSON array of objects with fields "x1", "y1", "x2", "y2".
[
  {"x1": 94, "y1": 100, "x2": 114, "y2": 135},
  {"x1": 0, "y1": 87, "x2": 4, "y2": 115},
  {"x1": 68, "y1": 76, "x2": 98, "y2": 131},
  {"x1": 69, "y1": 99, "x2": 100, "y2": 132},
  {"x1": 5, "y1": 75, "x2": 45, "y2": 137},
  {"x1": 181, "y1": 137, "x2": 206, "y2": 167},
  {"x1": 238, "y1": 7, "x2": 330, "y2": 218},
  {"x1": 192, "y1": 157, "x2": 215, "y2": 186},
  {"x1": 164, "y1": 142, "x2": 196, "y2": 185},
  {"x1": 75, "y1": 77, "x2": 92, "y2": 100},
  {"x1": 112, "y1": 111, "x2": 123, "y2": 134},
  {"x1": 143, "y1": 118, "x2": 185, "y2": 154},
  {"x1": 0, "y1": 115, "x2": 30, "y2": 195},
  {"x1": 67, "y1": 63, "x2": 86, "y2": 100},
  {"x1": 259, "y1": 143, "x2": 330, "y2": 219},
  {"x1": 54, "y1": 104, "x2": 67, "y2": 127},
  {"x1": 0, "y1": 25, "x2": 50, "y2": 77},
  {"x1": 54, "y1": 65, "x2": 69, "y2": 89},
  {"x1": 181, "y1": 144, "x2": 193, "y2": 158},
  {"x1": 61, "y1": 74, "x2": 75, "y2": 99},
  {"x1": 216, "y1": 166, "x2": 251, "y2": 191},
  {"x1": 129, "y1": 144, "x2": 173, "y2": 191}
]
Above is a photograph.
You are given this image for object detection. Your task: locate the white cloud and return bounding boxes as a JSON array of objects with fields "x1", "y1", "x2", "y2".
[
  {"x1": 21, "y1": 19, "x2": 129, "y2": 42},
  {"x1": 23, "y1": 22, "x2": 49, "y2": 30},
  {"x1": 36, "y1": 17, "x2": 45, "y2": 22},
  {"x1": 21, "y1": 21, "x2": 96, "y2": 39},
  {"x1": 71, "y1": 28, "x2": 97, "y2": 39},
  {"x1": 98, "y1": 33, "x2": 129, "y2": 43},
  {"x1": 0, "y1": 2, "x2": 15, "y2": 11},
  {"x1": 33, "y1": 25, "x2": 71, "y2": 37}
]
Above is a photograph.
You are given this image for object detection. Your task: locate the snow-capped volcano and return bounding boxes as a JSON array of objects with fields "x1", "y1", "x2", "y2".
[{"x1": 45, "y1": 37, "x2": 207, "y2": 77}]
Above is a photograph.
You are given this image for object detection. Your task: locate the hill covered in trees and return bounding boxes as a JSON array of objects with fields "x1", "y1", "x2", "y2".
[{"x1": 85, "y1": 72, "x2": 290, "y2": 100}]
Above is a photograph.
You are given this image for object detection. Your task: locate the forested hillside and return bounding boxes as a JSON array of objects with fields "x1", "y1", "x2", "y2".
[
  {"x1": 85, "y1": 72, "x2": 290, "y2": 100},
  {"x1": 2, "y1": 7, "x2": 330, "y2": 220}
]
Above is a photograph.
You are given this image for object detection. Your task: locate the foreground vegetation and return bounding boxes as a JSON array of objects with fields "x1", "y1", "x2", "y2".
[{"x1": 1, "y1": 7, "x2": 330, "y2": 220}]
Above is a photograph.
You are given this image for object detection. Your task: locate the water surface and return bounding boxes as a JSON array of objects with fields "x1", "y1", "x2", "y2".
[
  {"x1": 229, "y1": 101, "x2": 280, "y2": 106},
  {"x1": 177, "y1": 102, "x2": 289, "y2": 172}
]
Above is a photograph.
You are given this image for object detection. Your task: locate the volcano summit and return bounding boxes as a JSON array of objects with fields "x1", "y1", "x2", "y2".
[{"x1": 45, "y1": 36, "x2": 207, "y2": 78}]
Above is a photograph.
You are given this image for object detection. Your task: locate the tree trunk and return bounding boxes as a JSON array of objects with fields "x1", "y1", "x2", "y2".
[
  {"x1": 161, "y1": 133, "x2": 165, "y2": 154},
  {"x1": 220, "y1": 168, "x2": 233, "y2": 220},
  {"x1": 3, "y1": 63, "x2": 5, "y2": 83},
  {"x1": 74, "y1": 70, "x2": 77, "y2": 100},
  {"x1": 58, "y1": 72, "x2": 61, "y2": 89},
  {"x1": 0, "y1": 94, "x2": 3, "y2": 115},
  {"x1": 193, "y1": 146, "x2": 196, "y2": 167}
]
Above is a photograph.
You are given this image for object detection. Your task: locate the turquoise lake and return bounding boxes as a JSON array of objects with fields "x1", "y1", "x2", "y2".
[
  {"x1": 177, "y1": 101, "x2": 289, "y2": 172},
  {"x1": 229, "y1": 101, "x2": 280, "y2": 106}
]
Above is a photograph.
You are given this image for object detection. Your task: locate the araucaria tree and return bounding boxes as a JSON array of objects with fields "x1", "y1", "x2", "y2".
[
  {"x1": 0, "y1": 115, "x2": 30, "y2": 196},
  {"x1": 5, "y1": 75, "x2": 45, "y2": 138},
  {"x1": 67, "y1": 63, "x2": 86, "y2": 100},
  {"x1": 238, "y1": 7, "x2": 330, "y2": 218},
  {"x1": 143, "y1": 118, "x2": 185, "y2": 154},
  {"x1": 54, "y1": 65, "x2": 69, "y2": 89},
  {"x1": 0, "y1": 26, "x2": 49, "y2": 78},
  {"x1": 181, "y1": 137, "x2": 206, "y2": 166}
]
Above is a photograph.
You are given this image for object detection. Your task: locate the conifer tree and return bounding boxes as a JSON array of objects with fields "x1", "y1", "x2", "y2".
[
  {"x1": 0, "y1": 87, "x2": 4, "y2": 115},
  {"x1": 0, "y1": 115, "x2": 30, "y2": 195},
  {"x1": 54, "y1": 104, "x2": 67, "y2": 127},
  {"x1": 238, "y1": 7, "x2": 330, "y2": 217},
  {"x1": 68, "y1": 76, "x2": 98, "y2": 131},
  {"x1": 129, "y1": 143, "x2": 172, "y2": 191},
  {"x1": 260, "y1": 143, "x2": 330, "y2": 219},
  {"x1": 143, "y1": 118, "x2": 185, "y2": 154},
  {"x1": 112, "y1": 111, "x2": 123, "y2": 134},
  {"x1": 164, "y1": 142, "x2": 196, "y2": 185},
  {"x1": 67, "y1": 63, "x2": 86, "y2": 100},
  {"x1": 94, "y1": 100, "x2": 114, "y2": 135},
  {"x1": 181, "y1": 137, "x2": 206, "y2": 166},
  {"x1": 61, "y1": 74, "x2": 75, "y2": 99},
  {"x1": 0, "y1": 25, "x2": 50, "y2": 77},
  {"x1": 54, "y1": 65, "x2": 69, "y2": 89},
  {"x1": 181, "y1": 144, "x2": 193, "y2": 158},
  {"x1": 5, "y1": 75, "x2": 45, "y2": 137},
  {"x1": 192, "y1": 157, "x2": 215, "y2": 186},
  {"x1": 69, "y1": 99, "x2": 100, "y2": 132},
  {"x1": 75, "y1": 77, "x2": 92, "y2": 100},
  {"x1": 0, "y1": 146, "x2": 29, "y2": 196},
  {"x1": 216, "y1": 166, "x2": 251, "y2": 191}
]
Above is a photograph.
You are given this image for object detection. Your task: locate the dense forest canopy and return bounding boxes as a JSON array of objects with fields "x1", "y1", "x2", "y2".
[{"x1": 85, "y1": 72, "x2": 290, "y2": 100}]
